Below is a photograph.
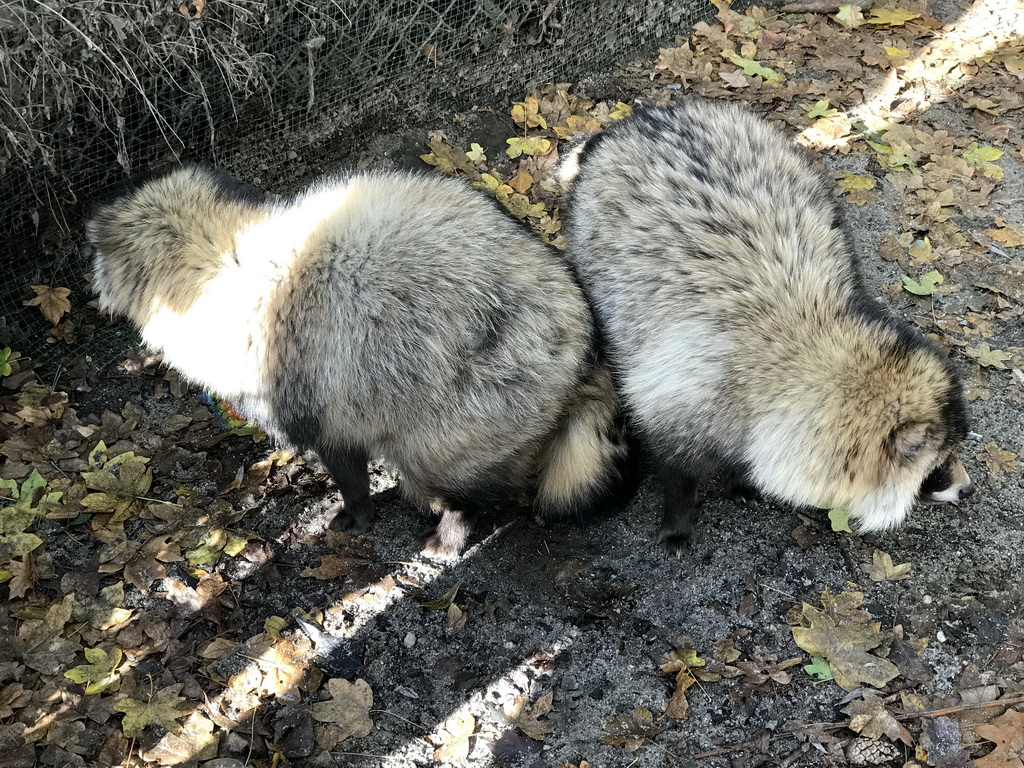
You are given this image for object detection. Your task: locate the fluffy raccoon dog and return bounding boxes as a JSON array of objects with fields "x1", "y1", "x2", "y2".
[
  {"x1": 561, "y1": 100, "x2": 972, "y2": 554},
  {"x1": 87, "y1": 165, "x2": 633, "y2": 557}
]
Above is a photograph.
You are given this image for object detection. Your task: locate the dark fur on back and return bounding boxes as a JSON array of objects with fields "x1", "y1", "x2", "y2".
[
  {"x1": 562, "y1": 99, "x2": 970, "y2": 552},
  {"x1": 88, "y1": 165, "x2": 634, "y2": 556}
]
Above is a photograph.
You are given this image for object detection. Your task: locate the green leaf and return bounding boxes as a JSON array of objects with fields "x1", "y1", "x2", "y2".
[
  {"x1": 721, "y1": 50, "x2": 783, "y2": 84},
  {"x1": 65, "y1": 647, "x2": 125, "y2": 695},
  {"x1": 804, "y1": 655, "x2": 834, "y2": 682},
  {"x1": 115, "y1": 685, "x2": 191, "y2": 736},
  {"x1": 901, "y1": 270, "x2": 944, "y2": 295},
  {"x1": 0, "y1": 347, "x2": 11, "y2": 377},
  {"x1": 808, "y1": 99, "x2": 838, "y2": 119},
  {"x1": 3, "y1": 532, "x2": 44, "y2": 557},
  {"x1": 829, "y1": 507, "x2": 853, "y2": 533},
  {"x1": 421, "y1": 579, "x2": 463, "y2": 610},
  {"x1": 962, "y1": 142, "x2": 1003, "y2": 166}
]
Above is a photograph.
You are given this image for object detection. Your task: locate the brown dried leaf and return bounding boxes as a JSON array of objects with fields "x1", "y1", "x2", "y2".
[
  {"x1": 791, "y1": 604, "x2": 899, "y2": 691},
  {"x1": 975, "y1": 709, "x2": 1024, "y2": 768},
  {"x1": 311, "y1": 678, "x2": 373, "y2": 742},
  {"x1": 504, "y1": 692, "x2": 556, "y2": 740},
  {"x1": 603, "y1": 707, "x2": 666, "y2": 752},
  {"x1": 842, "y1": 692, "x2": 912, "y2": 743},
  {"x1": 433, "y1": 712, "x2": 475, "y2": 760},
  {"x1": 976, "y1": 442, "x2": 1019, "y2": 476},
  {"x1": 865, "y1": 549, "x2": 912, "y2": 582},
  {"x1": 24, "y1": 285, "x2": 71, "y2": 326}
]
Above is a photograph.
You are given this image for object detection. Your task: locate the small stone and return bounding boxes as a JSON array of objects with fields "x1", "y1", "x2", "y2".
[{"x1": 403, "y1": 632, "x2": 416, "y2": 648}]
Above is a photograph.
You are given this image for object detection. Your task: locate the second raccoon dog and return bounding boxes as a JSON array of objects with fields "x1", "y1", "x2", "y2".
[
  {"x1": 562, "y1": 100, "x2": 972, "y2": 553},
  {"x1": 88, "y1": 165, "x2": 631, "y2": 556}
]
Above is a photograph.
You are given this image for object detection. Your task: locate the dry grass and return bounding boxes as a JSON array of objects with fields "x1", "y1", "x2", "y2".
[{"x1": 0, "y1": 0, "x2": 276, "y2": 175}]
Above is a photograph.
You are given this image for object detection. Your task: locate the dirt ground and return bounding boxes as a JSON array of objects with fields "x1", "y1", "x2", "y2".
[{"x1": 2, "y1": 0, "x2": 1023, "y2": 766}]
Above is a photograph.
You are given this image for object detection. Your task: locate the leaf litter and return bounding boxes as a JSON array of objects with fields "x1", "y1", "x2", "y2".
[{"x1": 3, "y1": 0, "x2": 1024, "y2": 765}]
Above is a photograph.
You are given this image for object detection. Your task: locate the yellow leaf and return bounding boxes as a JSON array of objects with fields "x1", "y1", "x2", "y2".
[
  {"x1": 962, "y1": 142, "x2": 1003, "y2": 166},
  {"x1": 465, "y1": 143, "x2": 486, "y2": 165},
  {"x1": 834, "y1": 4, "x2": 866, "y2": 28},
  {"x1": 610, "y1": 101, "x2": 634, "y2": 120},
  {"x1": 883, "y1": 46, "x2": 911, "y2": 61},
  {"x1": 866, "y1": 8, "x2": 921, "y2": 26},
  {"x1": 838, "y1": 173, "x2": 876, "y2": 191},
  {"x1": 506, "y1": 137, "x2": 552, "y2": 158}
]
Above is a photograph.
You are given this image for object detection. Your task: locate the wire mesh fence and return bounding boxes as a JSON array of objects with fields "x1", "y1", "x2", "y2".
[{"x1": 2, "y1": 0, "x2": 722, "y2": 369}]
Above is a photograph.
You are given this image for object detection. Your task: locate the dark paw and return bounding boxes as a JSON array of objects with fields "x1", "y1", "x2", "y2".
[
  {"x1": 325, "y1": 500, "x2": 373, "y2": 534},
  {"x1": 728, "y1": 483, "x2": 761, "y2": 507},
  {"x1": 657, "y1": 528, "x2": 692, "y2": 558}
]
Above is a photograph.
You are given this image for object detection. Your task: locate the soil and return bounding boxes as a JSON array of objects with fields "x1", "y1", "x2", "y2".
[{"x1": 5, "y1": 0, "x2": 1024, "y2": 765}]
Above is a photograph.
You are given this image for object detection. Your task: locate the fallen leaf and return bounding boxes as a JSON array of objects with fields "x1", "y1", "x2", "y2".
[
  {"x1": 963, "y1": 345, "x2": 1013, "y2": 369},
  {"x1": 809, "y1": 100, "x2": 839, "y2": 119},
  {"x1": 603, "y1": 707, "x2": 666, "y2": 752},
  {"x1": 505, "y1": 692, "x2": 555, "y2": 740},
  {"x1": 901, "y1": 270, "x2": 944, "y2": 295},
  {"x1": 721, "y1": 49, "x2": 783, "y2": 83},
  {"x1": 24, "y1": 285, "x2": 71, "y2": 326},
  {"x1": 720, "y1": 68, "x2": 749, "y2": 88},
  {"x1": 508, "y1": 169, "x2": 534, "y2": 193},
  {"x1": 114, "y1": 684, "x2": 191, "y2": 736},
  {"x1": 506, "y1": 137, "x2": 552, "y2": 158},
  {"x1": 791, "y1": 604, "x2": 900, "y2": 691},
  {"x1": 421, "y1": 579, "x2": 463, "y2": 610},
  {"x1": 433, "y1": 712, "x2": 475, "y2": 761},
  {"x1": 660, "y1": 642, "x2": 705, "y2": 719},
  {"x1": 124, "y1": 534, "x2": 183, "y2": 594},
  {"x1": 14, "y1": 595, "x2": 81, "y2": 675},
  {"x1": 976, "y1": 442, "x2": 1019, "y2": 475},
  {"x1": 828, "y1": 507, "x2": 852, "y2": 533},
  {"x1": 511, "y1": 97, "x2": 548, "y2": 129},
  {"x1": 987, "y1": 224, "x2": 1024, "y2": 248},
  {"x1": 804, "y1": 655, "x2": 833, "y2": 682},
  {"x1": 866, "y1": 8, "x2": 921, "y2": 26},
  {"x1": 465, "y1": 143, "x2": 486, "y2": 165},
  {"x1": 311, "y1": 678, "x2": 373, "y2": 742},
  {"x1": 865, "y1": 549, "x2": 912, "y2": 582},
  {"x1": 138, "y1": 711, "x2": 218, "y2": 764},
  {"x1": 64, "y1": 647, "x2": 125, "y2": 695},
  {"x1": 975, "y1": 709, "x2": 1024, "y2": 768},
  {"x1": 80, "y1": 456, "x2": 153, "y2": 523},
  {"x1": 842, "y1": 691, "x2": 912, "y2": 743},
  {"x1": 835, "y1": 4, "x2": 866, "y2": 28}
]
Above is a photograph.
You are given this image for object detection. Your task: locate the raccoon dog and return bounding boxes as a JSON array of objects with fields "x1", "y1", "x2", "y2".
[
  {"x1": 88, "y1": 165, "x2": 632, "y2": 556},
  {"x1": 561, "y1": 100, "x2": 972, "y2": 553}
]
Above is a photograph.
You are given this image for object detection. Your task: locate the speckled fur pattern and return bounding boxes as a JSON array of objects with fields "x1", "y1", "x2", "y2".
[
  {"x1": 88, "y1": 166, "x2": 632, "y2": 556},
  {"x1": 562, "y1": 100, "x2": 970, "y2": 552}
]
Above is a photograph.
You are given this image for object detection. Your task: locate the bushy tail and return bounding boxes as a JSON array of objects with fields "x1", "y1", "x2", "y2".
[{"x1": 535, "y1": 360, "x2": 637, "y2": 520}]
